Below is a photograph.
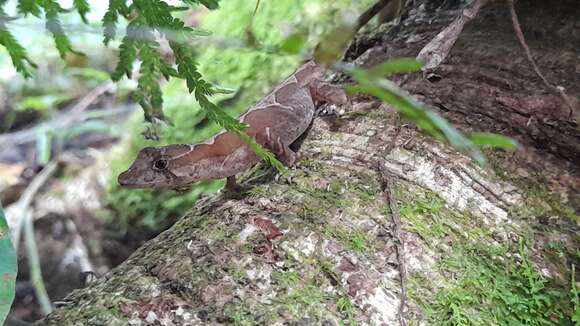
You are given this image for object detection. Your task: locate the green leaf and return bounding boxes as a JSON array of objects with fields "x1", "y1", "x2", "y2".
[
  {"x1": 42, "y1": 0, "x2": 76, "y2": 59},
  {"x1": 36, "y1": 129, "x2": 52, "y2": 164},
  {"x1": 343, "y1": 61, "x2": 486, "y2": 165},
  {"x1": 102, "y1": 0, "x2": 128, "y2": 45},
  {"x1": 369, "y1": 58, "x2": 423, "y2": 77},
  {"x1": 111, "y1": 26, "x2": 138, "y2": 80},
  {"x1": 17, "y1": 0, "x2": 42, "y2": 17},
  {"x1": 0, "y1": 28, "x2": 36, "y2": 78},
  {"x1": 16, "y1": 94, "x2": 70, "y2": 111},
  {"x1": 469, "y1": 132, "x2": 519, "y2": 149},
  {"x1": 280, "y1": 32, "x2": 306, "y2": 55},
  {"x1": 0, "y1": 203, "x2": 17, "y2": 326},
  {"x1": 66, "y1": 67, "x2": 111, "y2": 81},
  {"x1": 73, "y1": 0, "x2": 90, "y2": 23},
  {"x1": 181, "y1": 0, "x2": 220, "y2": 10}
]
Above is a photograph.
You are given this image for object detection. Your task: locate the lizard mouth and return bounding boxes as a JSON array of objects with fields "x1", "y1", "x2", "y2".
[{"x1": 117, "y1": 170, "x2": 139, "y2": 188}]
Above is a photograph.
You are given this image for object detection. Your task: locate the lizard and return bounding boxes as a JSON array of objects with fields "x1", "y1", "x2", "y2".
[
  {"x1": 118, "y1": 0, "x2": 398, "y2": 191},
  {"x1": 117, "y1": 61, "x2": 349, "y2": 191}
]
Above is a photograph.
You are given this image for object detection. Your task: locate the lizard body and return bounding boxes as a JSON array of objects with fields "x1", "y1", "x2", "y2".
[{"x1": 118, "y1": 61, "x2": 348, "y2": 189}]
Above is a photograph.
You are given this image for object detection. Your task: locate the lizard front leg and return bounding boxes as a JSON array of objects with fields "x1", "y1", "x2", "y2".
[{"x1": 310, "y1": 80, "x2": 349, "y2": 105}]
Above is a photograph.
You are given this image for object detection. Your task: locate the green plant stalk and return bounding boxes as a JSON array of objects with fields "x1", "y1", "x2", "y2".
[
  {"x1": 24, "y1": 210, "x2": 53, "y2": 315},
  {"x1": 0, "y1": 202, "x2": 17, "y2": 325},
  {"x1": 573, "y1": 264, "x2": 580, "y2": 324}
]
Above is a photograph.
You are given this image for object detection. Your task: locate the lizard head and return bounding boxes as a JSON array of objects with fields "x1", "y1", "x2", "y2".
[{"x1": 117, "y1": 145, "x2": 194, "y2": 189}]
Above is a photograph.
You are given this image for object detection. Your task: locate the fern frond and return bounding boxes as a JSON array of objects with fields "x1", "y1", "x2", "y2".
[
  {"x1": 0, "y1": 7, "x2": 36, "y2": 77},
  {"x1": 181, "y1": 0, "x2": 220, "y2": 10},
  {"x1": 17, "y1": 0, "x2": 42, "y2": 17},
  {"x1": 102, "y1": 0, "x2": 128, "y2": 45},
  {"x1": 41, "y1": 0, "x2": 76, "y2": 59},
  {"x1": 0, "y1": 28, "x2": 35, "y2": 77},
  {"x1": 73, "y1": 0, "x2": 90, "y2": 23}
]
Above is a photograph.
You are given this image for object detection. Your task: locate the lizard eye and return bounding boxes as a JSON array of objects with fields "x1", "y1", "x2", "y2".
[{"x1": 153, "y1": 158, "x2": 168, "y2": 170}]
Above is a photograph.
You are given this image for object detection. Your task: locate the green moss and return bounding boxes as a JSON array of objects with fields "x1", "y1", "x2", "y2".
[
  {"x1": 323, "y1": 226, "x2": 371, "y2": 253},
  {"x1": 519, "y1": 185, "x2": 579, "y2": 224},
  {"x1": 400, "y1": 187, "x2": 578, "y2": 325},
  {"x1": 336, "y1": 295, "x2": 357, "y2": 322},
  {"x1": 272, "y1": 270, "x2": 300, "y2": 289},
  {"x1": 319, "y1": 146, "x2": 334, "y2": 160},
  {"x1": 425, "y1": 241, "x2": 576, "y2": 325},
  {"x1": 298, "y1": 200, "x2": 329, "y2": 225},
  {"x1": 398, "y1": 191, "x2": 453, "y2": 241},
  {"x1": 223, "y1": 303, "x2": 255, "y2": 326}
]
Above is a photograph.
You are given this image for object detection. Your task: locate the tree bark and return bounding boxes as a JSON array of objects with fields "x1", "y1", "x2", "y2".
[{"x1": 39, "y1": 0, "x2": 579, "y2": 325}]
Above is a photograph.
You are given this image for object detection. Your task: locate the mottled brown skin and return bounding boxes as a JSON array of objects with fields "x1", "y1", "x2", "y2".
[{"x1": 118, "y1": 61, "x2": 348, "y2": 189}]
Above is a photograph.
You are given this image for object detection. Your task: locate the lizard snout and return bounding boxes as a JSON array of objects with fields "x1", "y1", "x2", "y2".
[{"x1": 117, "y1": 170, "x2": 134, "y2": 187}]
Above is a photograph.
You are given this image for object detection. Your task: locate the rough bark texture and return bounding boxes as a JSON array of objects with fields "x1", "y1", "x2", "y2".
[{"x1": 40, "y1": 0, "x2": 578, "y2": 325}]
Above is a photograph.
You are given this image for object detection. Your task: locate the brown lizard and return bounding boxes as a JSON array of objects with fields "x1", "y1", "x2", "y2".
[
  {"x1": 118, "y1": 0, "x2": 397, "y2": 191},
  {"x1": 118, "y1": 61, "x2": 348, "y2": 191}
]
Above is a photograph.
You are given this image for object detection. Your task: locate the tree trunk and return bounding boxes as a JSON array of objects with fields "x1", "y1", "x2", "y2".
[{"x1": 39, "y1": 0, "x2": 578, "y2": 325}]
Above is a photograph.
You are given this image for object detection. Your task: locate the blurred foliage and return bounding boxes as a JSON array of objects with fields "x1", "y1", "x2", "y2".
[
  {"x1": 105, "y1": 0, "x2": 375, "y2": 233},
  {"x1": 343, "y1": 59, "x2": 518, "y2": 165},
  {"x1": 0, "y1": 203, "x2": 17, "y2": 325}
]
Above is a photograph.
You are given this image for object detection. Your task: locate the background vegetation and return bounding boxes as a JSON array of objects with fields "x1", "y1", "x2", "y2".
[{"x1": 0, "y1": 0, "x2": 576, "y2": 324}]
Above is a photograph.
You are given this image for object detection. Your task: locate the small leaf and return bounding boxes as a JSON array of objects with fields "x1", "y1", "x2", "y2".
[
  {"x1": 190, "y1": 28, "x2": 212, "y2": 37},
  {"x1": 17, "y1": 0, "x2": 42, "y2": 17},
  {"x1": 469, "y1": 133, "x2": 519, "y2": 149},
  {"x1": 73, "y1": 0, "x2": 90, "y2": 23},
  {"x1": 102, "y1": 0, "x2": 127, "y2": 45},
  {"x1": 280, "y1": 32, "x2": 306, "y2": 54},
  {"x1": 0, "y1": 204, "x2": 17, "y2": 326},
  {"x1": 0, "y1": 27, "x2": 36, "y2": 77},
  {"x1": 199, "y1": 0, "x2": 220, "y2": 10},
  {"x1": 16, "y1": 94, "x2": 70, "y2": 111},
  {"x1": 211, "y1": 85, "x2": 235, "y2": 95},
  {"x1": 369, "y1": 58, "x2": 423, "y2": 77},
  {"x1": 36, "y1": 129, "x2": 52, "y2": 164},
  {"x1": 42, "y1": 0, "x2": 77, "y2": 59}
]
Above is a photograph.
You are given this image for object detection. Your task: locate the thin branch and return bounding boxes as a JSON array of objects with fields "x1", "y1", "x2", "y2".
[
  {"x1": 385, "y1": 178, "x2": 407, "y2": 326},
  {"x1": 374, "y1": 115, "x2": 407, "y2": 326},
  {"x1": 4, "y1": 162, "x2": 58, "y2": 317},
  {"x1": 506, "y1": 0, "x2": 576, "y2": 117},
  {"x1": 354, "y1": 0, "x2": 393, "y2": 33},
  {"x1": 24, "y1": 210, "x2": 53, "y2": 315},
  {"x1": 0, "y1": 82, "x2": 116, "y2": 151},
  {"x1": 6, "y1": 161, "x2": 58, "y2": 248},
  {"x1": 417, "y1": 0, "x2": 489, "y2": 70}
]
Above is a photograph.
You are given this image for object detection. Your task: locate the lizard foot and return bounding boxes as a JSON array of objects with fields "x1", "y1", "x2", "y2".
[{"x1": 223, "y1": 176, "x2": 249, "y2": 199}]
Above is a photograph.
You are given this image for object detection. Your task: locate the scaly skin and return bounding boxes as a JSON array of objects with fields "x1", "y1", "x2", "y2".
[{"x1": 118, "y1": 61, "x2": 348, "y2": 189}]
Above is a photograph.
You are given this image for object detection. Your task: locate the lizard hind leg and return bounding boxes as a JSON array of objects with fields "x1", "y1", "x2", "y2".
[
  {"x1": 259, "y1": 129, "x2": 297, "y2": 167},
  {"x1": 310, "y1": 80, "x2": 349, "y2": 105},
  {"x1": 289, "y1": 117, "x2": 314, "y2": 153}
]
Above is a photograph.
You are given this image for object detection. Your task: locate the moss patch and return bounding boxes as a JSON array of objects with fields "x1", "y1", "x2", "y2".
[{"x1": 400, "y1": 185, "x2": 578, "y2": 325}]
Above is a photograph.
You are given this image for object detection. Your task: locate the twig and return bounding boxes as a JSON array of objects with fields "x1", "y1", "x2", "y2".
[
  {"x1": 0, "y1": 105, "x2": 132, "y2": 153},
  {"x1": 4, "y1": 161, "x2": 58, "y2": 317},
  {"x1": 417, "y1": 0, "x2": 490, "y2": 70},
  {"x1": 383, "y1": 177, "x2": 407, "y2": 326},
  {"x1": 506, "y1": 0, "x2": 576, "y2": 117},
  {"x1": 23, "y1": 210, "x2": 53, "y2": 315},
  {"x1": 374, "y1": 115, "x2": 407, "y2": 326},
  {"x1": 6, "y1": 161, "x2": 58, "y2": 248},
  {"x1": 0, "y1": 82, "x2": 115, "y2": 151},
  {"x1": 355, "y1": 0, "x2": 393, "y2": 33}
]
